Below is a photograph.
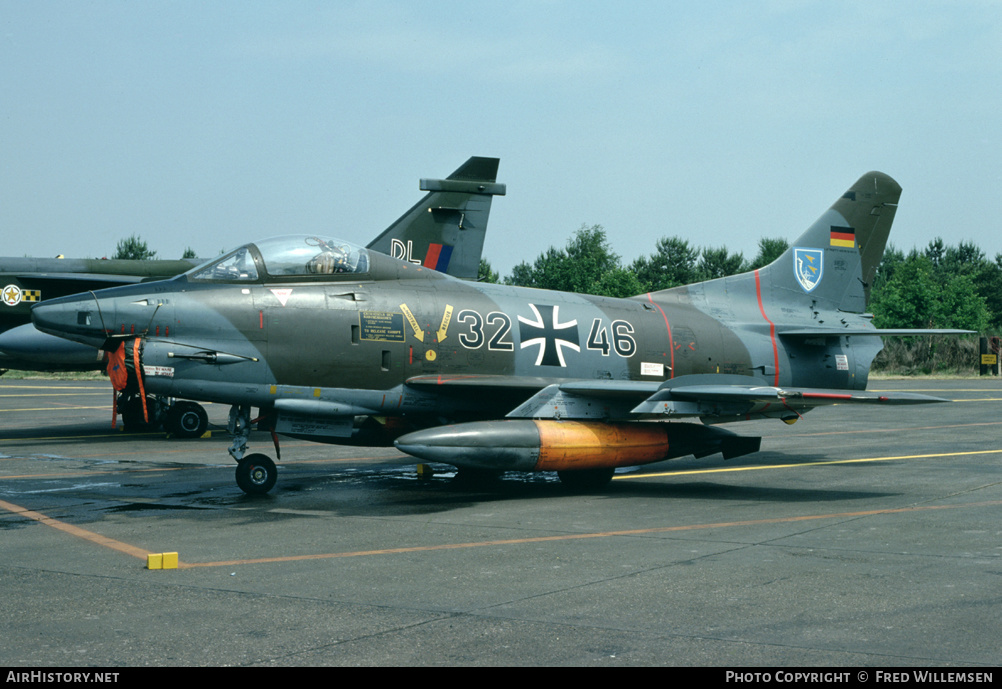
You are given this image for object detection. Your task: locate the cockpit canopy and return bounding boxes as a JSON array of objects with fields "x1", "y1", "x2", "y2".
[{"x1": 189, "y1": 235, "x2": 370, "y2": 282}]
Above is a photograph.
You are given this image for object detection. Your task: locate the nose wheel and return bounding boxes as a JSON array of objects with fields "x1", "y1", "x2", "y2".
[{"x1": 235, "y1": 454, "x2": 277, "y2": 495}]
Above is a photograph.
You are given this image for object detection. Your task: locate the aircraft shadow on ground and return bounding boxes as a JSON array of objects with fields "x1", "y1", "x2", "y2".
[{"x1": 229, "y1": 457, "x2": 900, "y2": 518}]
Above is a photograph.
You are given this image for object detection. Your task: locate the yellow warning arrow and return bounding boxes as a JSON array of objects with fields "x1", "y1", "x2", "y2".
[
  {"x1": 399, "y1": 304, "x2": 424, "y2": 342},
  {"x1": 437, "y1": 304, "x2": 453, "y2": 343}
]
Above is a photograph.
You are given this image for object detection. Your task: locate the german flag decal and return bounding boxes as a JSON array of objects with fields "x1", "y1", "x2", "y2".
[{"x1": 830, "y1": 226, "x2": 855, "y2": 248}]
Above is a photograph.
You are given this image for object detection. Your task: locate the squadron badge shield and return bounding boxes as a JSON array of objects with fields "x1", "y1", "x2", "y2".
[{"x1": 793, "y1": 248, "x2": 823, "y2": 292}]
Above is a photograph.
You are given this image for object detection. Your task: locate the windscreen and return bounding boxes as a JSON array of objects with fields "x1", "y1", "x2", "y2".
[{"x1": 189, "y1": 235, "x2": 369, "y2": 282}]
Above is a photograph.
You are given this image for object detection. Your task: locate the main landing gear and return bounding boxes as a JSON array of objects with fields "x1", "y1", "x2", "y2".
[
  {"x1": 228, "y1": 404, "x2": 278, "y2": 496},
  {"x1": 117, "y1": 394, "x2": 209, "y2": 438},
  {"x1": 165, "y1": 401, "x2": 209, "y2": 439}
]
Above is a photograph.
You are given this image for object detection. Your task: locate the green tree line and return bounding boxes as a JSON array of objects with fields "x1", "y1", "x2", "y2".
[
  {"x1": 481, "y1": 225, "x2": 1002, "y2": 333},
  {"x1": 111, "y1": 234, "x2": 197, "y2": 260}
]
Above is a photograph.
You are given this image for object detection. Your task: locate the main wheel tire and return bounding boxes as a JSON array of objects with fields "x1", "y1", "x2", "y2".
[
  {"x1": 557, "y1": 467, "x2": 615, "y2": 491},
  {"x1": 166, "y1": 402, "x2": 208, "y2": 438},
  {"x1": 236, "y1": 454, "x2": 277, "y2": 495}
]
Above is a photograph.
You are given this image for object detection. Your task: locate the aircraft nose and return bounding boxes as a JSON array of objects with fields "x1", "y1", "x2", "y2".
[{"x1": 32, "y1": 293, "x2": 111, "y2": 349}]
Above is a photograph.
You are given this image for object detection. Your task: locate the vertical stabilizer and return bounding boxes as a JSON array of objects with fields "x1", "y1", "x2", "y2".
[
  {"x1": 757, "y1": 171, "x2": 901, "y2": 312},
  {"x1": 366, "y1": 157, "x2": 506, "y2": 279}
]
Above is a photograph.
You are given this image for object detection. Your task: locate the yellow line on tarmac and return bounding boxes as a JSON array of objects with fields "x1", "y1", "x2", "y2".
[
  {"x1": 0, "y1": 385, "x2": 107, "y2": 390},
  {"x1": 0, "y1": 498, "x2": 151, "y2": 562},
  {"x1": 615, "y1": 448, "x2": 1002, "y2": 479},
  {"x1": 0, "y1": 452, "x2": 401, "y2": 482},
  {"x1": 771, "y1": 420, "x2": 1002, "y2": 440},
  {"x1": 0, "y1": 432, "x2": 128, "y2": 442},
  {"x1": 0, "y1": 392, "x2": 108, "y2": 398},
  {"x1": 0, "y1": 466, "x2": 194, "y2": 480},
  {"x1": 1, "y1": 406, "x2": 112, "y2": 413},
  {"x1": 4, "y1": 448, "x2": 1000, "y2": 570},
  {"x1": 181, "y1": 499, "x2": 1002, "y2": 569}
]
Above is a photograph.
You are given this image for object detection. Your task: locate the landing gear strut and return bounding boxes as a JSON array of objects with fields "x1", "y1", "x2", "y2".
[{"x1": 228, "y1": 404, "x2": 278, "y2": 495}]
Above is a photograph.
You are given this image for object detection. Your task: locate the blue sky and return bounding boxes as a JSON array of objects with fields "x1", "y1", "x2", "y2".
[{"x1": 2, "y1": 1, "x2": 1000, "y2": 275}]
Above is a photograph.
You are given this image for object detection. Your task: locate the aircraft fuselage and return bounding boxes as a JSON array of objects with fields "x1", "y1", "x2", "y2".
[{"x1": 34, "y1": 259, "x2": 876, "y2": 427}]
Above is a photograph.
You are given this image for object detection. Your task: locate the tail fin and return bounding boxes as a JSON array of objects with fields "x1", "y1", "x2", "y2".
[
  {"x1": 758, "y1": 171, "x2": 901, "y2": 312},
  {"x1": 366, "y1": 157, "x2": 506, "y2": 279}
]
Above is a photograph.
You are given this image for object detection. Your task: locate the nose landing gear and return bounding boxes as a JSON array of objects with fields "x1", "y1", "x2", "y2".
[
  {"x1": 235, "y1": 454, "x2": 277, "y2": 495},
  {"x1": 228, "y1": 404, "x2": 279, "y2": 495}
]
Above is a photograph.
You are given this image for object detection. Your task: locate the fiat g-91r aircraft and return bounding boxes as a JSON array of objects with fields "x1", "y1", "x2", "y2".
[{"x1": 33, "y1": 171, "x2": 960, "y2": 494}]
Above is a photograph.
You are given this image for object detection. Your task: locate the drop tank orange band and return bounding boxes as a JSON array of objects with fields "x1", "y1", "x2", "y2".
[{"x1": 534, "y1": 420, "x2": 671, "y2": 471}]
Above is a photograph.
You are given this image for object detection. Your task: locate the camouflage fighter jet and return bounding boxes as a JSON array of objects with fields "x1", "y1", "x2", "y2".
[
  {"x1": 32, "y1": 171, "x2": 961, "y2": 494},
  {"x1": 2, "y1": 156, "x2": 504, "y2": 437}
]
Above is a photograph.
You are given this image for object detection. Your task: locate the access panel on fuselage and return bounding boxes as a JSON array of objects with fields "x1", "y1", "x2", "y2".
[
  {"x1": 261, "y1": 284, "x2": 404, "y2": 390},
  {"x1": 783, "y1": 335, "x2": 859, "y2": 389}
]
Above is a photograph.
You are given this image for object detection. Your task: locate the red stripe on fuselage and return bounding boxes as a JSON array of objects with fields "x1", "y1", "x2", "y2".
[
  {"x1": 646, "y1": 293, "x2": 674, "y2": 378},
  {"x1": 753, "y1": 270, "x2": 780, "y2": 386}
]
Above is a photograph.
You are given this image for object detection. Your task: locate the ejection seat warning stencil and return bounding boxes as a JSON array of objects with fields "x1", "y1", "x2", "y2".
[{"x1": 360, "y1": 311, "x2": 405, "y2": 342}]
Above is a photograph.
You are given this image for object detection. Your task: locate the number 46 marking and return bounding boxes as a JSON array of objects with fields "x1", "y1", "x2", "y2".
[{"x1": 587, "y1": 318, "x2": 636, "y2": 357}]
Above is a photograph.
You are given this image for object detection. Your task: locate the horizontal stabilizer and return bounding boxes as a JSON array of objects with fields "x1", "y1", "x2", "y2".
[
  {"x1": 632, "y1": 382, "x2": 948, "y2": 419},
  {"x1": 668, "y1": 386, "x2": 948, "y2": 405},
  {"x1": 778, "y1": 328, "x2": 974, "y2": 337},
  {"x1": 419, "y1": 178, "x2": 506, "y2": 195}
]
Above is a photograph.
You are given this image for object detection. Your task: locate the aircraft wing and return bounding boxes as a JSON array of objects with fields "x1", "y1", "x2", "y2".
[{"x1": 405, "y1": 373, "x2": 948, "y2": 423}]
